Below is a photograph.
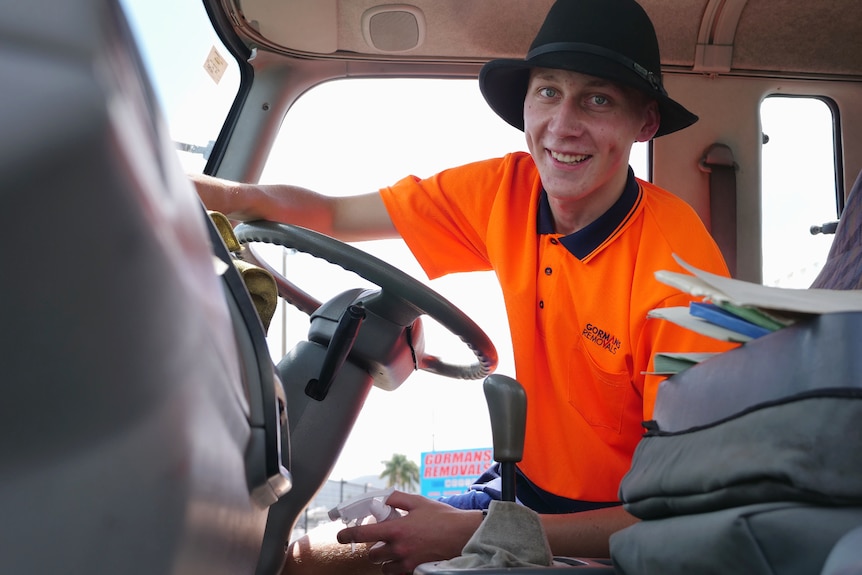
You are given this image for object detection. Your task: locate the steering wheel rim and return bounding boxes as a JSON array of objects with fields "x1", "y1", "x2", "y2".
[{"x1": 233, "y1": 221, "x2": 498, "y2": 380}]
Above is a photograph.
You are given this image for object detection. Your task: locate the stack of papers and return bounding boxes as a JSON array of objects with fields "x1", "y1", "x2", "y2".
[
  {"x1": 649, "y1": 302, "x2": 775, "y2": 344},
  {"x1": 646, "y1": 254, "x2": 862, "y2": 375}
]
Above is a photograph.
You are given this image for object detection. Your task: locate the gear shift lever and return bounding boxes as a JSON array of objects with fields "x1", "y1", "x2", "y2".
[{"x1": 483, "y1": 374, "x2": 527, "y2": 502}]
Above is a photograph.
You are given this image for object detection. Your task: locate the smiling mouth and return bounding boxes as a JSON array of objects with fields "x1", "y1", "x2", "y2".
[{"x1": 550, "y1": 150, "x2": 590, "y2": 165}]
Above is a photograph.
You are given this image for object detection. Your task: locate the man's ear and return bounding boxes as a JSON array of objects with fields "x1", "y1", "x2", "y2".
[{"x1": 635, "y1": 100, "x2": 660, "y2": 142}]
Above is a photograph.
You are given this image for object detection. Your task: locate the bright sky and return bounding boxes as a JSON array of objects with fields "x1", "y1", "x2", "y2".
[{"x1": 121, "y1": 0, "x2": 837, "y2": 483}]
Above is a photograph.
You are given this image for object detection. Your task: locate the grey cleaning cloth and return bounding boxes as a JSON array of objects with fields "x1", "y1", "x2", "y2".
[{"x1": 435, "y1": 500, "x2": 553, "y2": 568}]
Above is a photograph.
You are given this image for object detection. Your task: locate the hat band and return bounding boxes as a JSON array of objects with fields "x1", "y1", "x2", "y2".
[{"x1": 526, "y1": 41, "x2": 667, "y2": 96}]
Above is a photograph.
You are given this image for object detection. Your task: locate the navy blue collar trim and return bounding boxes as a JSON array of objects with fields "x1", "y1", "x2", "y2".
[{"x1": 537, "y1": 168, "x2": 640, "y2": 259}]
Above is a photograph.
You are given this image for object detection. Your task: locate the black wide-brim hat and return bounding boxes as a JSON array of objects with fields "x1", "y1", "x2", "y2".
[{"x1": 479, "y1": 0, "x2": 697, "y2": 138}]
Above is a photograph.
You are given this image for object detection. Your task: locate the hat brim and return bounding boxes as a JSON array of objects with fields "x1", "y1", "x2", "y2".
[{"x1": 479, "y1": 53, "x2": 698, "y2": 138}]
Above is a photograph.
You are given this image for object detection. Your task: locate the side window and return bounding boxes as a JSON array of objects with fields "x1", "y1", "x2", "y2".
[
  {"x1": 760, "y1": 96, "x2": 838, "y2": 287},
  {"x1": 119, "y1": 0, "x2": 240, "y2": 173}
]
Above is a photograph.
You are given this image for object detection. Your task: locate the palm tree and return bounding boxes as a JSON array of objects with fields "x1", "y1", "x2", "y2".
[{"x1": 379, "y1": 453, "x2": 420, "y2": 492}]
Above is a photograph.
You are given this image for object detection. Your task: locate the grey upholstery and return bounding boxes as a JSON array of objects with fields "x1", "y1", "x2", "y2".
[
  {"x1": 1, "y1": 1, "x2": 277, "y2": 573},
  {"x1": 810, "y1": 169, "x2": 862, "y2": 289},
  {"x1": 821, "y1": 525, "x2": 862, "y2": 575}
]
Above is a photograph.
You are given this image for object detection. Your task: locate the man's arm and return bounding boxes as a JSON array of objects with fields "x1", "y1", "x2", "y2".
[
  {"x1": 284, "y1": 521, "x2": 380, "y2": 575},
  {"x1": 324, "y1": 492, "x2": 637, "y2": 575},
  {"x1": 191, "y1": 173, "x2": 399, "y2": 242},
  {"x1": 542, "y1": 504, "x2": 638, "y2": 558}
]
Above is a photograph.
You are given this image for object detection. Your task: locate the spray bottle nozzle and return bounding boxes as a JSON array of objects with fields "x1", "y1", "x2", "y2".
[{"x1": 328, "y1": 487, "x2": 397, "y2": 526}]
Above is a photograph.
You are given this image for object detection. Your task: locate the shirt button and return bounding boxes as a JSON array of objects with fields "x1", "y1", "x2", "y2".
[
  {"x1": 550, "y1": 238, "x2": 559, "y2": 245},
  {"x1": 539, "y1": 300, "x2": 545, "y2": 309},
  {"x1": 544, "y1": 267, "x2": 553, "y2": 275}
]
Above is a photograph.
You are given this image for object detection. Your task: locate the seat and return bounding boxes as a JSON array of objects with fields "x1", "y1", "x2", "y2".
[
  {"x1": 1, "y1": 2, "x2": 284, "y2": 573},
  {"x1": 609, "y1": 169, "x2": 862, "y2": 574},
  {"x1": 810, "y1": 168, "x2": 862, "y2": 289}
]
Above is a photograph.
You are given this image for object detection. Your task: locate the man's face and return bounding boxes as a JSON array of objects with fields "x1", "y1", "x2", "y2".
[{"x1": 523, "y1": 68, "x2": 659, "y2": 223}]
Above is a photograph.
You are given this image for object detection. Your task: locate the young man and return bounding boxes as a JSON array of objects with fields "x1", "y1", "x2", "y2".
[{"x1": 195, "y1": 0, "x2": 733, "y2": 572}]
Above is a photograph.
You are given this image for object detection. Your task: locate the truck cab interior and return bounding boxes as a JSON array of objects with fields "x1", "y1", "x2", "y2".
[{"x1": 3, "y1": 0, "x2": 862, "y2": 574}]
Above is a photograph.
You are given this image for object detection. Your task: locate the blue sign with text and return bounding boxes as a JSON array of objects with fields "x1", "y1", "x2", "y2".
[{"x1": 420, "y1": 447, "x2": 493, "y2": 498}]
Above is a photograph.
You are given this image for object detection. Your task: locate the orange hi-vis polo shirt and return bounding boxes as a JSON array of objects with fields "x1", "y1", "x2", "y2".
[{"x1": 380, "y1": 152, "x2": 733, "y2": 503}]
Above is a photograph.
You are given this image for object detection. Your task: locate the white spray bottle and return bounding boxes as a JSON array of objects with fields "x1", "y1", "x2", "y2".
[
  {"x1": 328, "y1": 487, "x2": 400, "y2": 525},
  {"x1": 328, "y1": 487, "x2": 400, "y2": 552}
]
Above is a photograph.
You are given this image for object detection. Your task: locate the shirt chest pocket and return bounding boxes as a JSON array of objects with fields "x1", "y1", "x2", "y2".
[{"x1": 567, "y1": 337, "x2": 631, "y2": 433}]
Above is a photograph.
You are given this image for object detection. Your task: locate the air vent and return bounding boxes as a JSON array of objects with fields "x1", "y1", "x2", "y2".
[{"x1": 362, "y1": 5, "x2": 426, "y2": 52}]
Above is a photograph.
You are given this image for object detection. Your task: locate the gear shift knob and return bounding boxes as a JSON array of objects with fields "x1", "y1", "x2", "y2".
[{"x1": 483, "y1": 374, "x2": 527, "y2": 501}]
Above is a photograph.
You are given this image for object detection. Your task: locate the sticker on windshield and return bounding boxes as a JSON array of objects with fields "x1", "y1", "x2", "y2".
[{"x1": 203, "y1": 46, "x2": 228, "y2": 84}]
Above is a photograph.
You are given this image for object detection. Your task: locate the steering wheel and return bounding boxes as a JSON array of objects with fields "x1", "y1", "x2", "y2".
[{"x1": 233, "y1": 221, "x2": 498, "y2": 380}]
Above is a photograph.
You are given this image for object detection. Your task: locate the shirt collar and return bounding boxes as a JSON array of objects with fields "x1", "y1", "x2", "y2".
[{"x1": 537, "y1": 167, "x2": 640, "y2": 259}]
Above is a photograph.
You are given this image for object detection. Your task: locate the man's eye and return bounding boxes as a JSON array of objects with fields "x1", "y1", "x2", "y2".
[
  {"x1": 591, "y1": 95, "x2": 609, "y2": 106},
  {"x1": 539, "y1": 87, "x2": 558, "y2": 98}
]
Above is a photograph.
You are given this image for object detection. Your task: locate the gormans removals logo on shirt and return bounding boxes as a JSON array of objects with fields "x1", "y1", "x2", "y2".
[{"x1": 583, "y1": 323, "x2": 621, "y2": 355}]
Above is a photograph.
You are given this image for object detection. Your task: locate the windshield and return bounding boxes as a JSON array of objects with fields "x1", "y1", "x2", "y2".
[{"x1": 119, "y1": 0, "x2": 240, "y2": 174}]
